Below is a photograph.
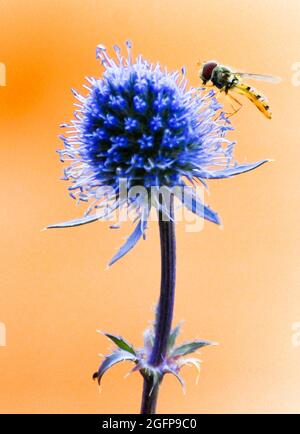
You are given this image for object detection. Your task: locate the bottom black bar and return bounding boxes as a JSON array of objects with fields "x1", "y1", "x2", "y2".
[{"x1": 0, "y1": 413, "x2": 287, "y2": 432}]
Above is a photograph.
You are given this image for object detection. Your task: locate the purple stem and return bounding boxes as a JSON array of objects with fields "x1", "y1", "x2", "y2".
[{"x1": 140, "y1": 194, "x2": 176, "y2": 414}]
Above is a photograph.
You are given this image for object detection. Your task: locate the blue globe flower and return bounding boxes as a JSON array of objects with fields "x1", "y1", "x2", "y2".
[{"x1": 48, "y1": 41, "x2": 268, "y2": 265}]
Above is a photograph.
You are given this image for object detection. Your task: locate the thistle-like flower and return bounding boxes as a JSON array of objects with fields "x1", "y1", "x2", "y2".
[
  {"x1": 48, "y1": 41, "x2": 270, "y2": 414},
  {"x1": 48, "y1": 41, "x2": 267, "y2": 265}
]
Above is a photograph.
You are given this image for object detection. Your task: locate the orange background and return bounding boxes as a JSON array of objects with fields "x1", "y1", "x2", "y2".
[{"x1": 1, "y1": 0, "x2": 300, "y2": 414}]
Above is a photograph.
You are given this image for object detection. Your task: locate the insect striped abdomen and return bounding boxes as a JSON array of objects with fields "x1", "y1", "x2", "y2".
[{"x1": 233, "y1": 83, "x2": 272, "y2": 119}]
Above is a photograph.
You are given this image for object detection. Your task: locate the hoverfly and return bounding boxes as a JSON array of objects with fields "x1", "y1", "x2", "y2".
[{"x1": 199, "y1": 61, "x2": 281, "y2": 119}]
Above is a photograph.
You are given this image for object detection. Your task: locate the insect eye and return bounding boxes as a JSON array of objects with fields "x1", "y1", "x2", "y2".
[{"x1": 201, "y1": 62, "x2": 218, "y2": 81}]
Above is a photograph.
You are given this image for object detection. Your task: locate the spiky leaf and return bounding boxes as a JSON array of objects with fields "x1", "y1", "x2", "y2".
[
  {"x1": 201, "y1": 160, "x2": 269, "y2": 179},
  {"x1": 165, "y1": 367, "x2": 186, "y2": 392},
  {"x1": 103, "y1": 332, "x2": 136, "y2": 355},
  {"x1": 172, "y1": 340, "x2": 214, "y2": 357},
  {"x1": 47, "y1": 214, "x2": 100, "y2": 229},
  {"x1": 93, "y1": 350, "x2": 137, "y2": 385},
  {"x1": 108, "y1": 219, "x2": 144, "y2": 266},
  {"x1": 167, "y1": 323, "x2": 182, "y2": 353},
  {"x1": 183, "y1": 187, "x2": 221, "y2": 225},
  {"x1": 143, "y1": 327, "x2": 154, "y2": 352},
  {"x1": 179, "y1": 358, "x2": 202, "y2": 385}
]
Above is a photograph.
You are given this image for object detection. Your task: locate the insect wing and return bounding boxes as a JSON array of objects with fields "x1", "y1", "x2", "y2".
[{"x1": 235, "y1": 72, "x2": 281, "y2": 83}]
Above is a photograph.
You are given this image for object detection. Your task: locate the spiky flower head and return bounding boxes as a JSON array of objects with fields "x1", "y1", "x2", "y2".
[{"x1": 48, "y1": 41, "x2": 267, "y2": 264}]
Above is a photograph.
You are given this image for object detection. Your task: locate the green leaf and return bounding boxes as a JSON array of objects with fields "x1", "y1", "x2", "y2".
[
  {"x1": 172, "y1": 340, "x2": 215, "y2": 357},
  {"x1": 167, "y1": 323, "x2": 182, "y2": 353},
  {"x1": 93, "y1": 350, "x2": 137, "y2": 385},
  {"x1": 103, "y1": 332, "x2": 136, "y2": 355}
]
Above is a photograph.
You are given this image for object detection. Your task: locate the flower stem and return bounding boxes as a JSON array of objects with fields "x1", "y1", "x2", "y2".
[
  {"x1": 140, "y1": 376, "x2": 160, "y2": 414},
  {"x1": 140, "y1": 194, "x2": 176, "y2": 414}
]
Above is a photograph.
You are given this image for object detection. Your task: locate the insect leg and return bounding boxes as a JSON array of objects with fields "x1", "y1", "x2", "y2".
[
  {"x1": 224, "y1": 93, "x2": 243, "y2": 118},
  {"x1": 211, "y1": 86, "x2": 226, "y2": 99},
  {"x1": 201, "y1": 82, "x2": 215, "y2": 89}
]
